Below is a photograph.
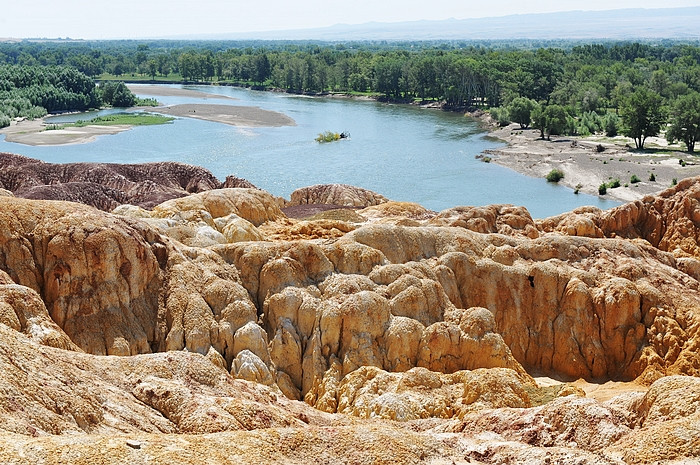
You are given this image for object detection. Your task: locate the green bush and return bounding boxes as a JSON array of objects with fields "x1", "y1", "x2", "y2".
[
  {"x1": 672, "y1": 178, "x2": 678, "y2": 186},
  {"x1": 545, "y1": 169, "x2": 565, "y2": 183},
  {"x1": 603, "y1": 113, "x2": 620, "y2": 137},
  {"x1": 315, "y1": 130, "x2": 341, "y2": 143},
  {"x1": 489, "y1": 107, "x2": 511, "y2": 126},
  {"x1": 649, "y1": 172, "x2": 656, "y2": 181},
  {"x1": 598, "y1": 183, "x2": 608, "y2": 195},
  {"x1": 630, "y1": 174, "x2": 641, "y2": 184},
  {"x1": 608, "y1": 178, "x2": 621, "y2": 189}
]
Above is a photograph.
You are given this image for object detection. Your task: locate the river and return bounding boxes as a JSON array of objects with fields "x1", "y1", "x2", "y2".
[{"x1": 0, "y1": 85, "x2": 620, "y2": 218}]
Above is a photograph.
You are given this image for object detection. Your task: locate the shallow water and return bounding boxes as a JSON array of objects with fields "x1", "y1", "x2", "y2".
[{"x1": 1, "y1": 85, "x2": 621, "y2": 218}]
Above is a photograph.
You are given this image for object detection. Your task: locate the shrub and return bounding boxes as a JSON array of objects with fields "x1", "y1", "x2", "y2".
[
  {"x1": 489, "y1": 107, "x2": 511, "y2": 126},
  {"x1": 649, "y1": 172, "x2": 656, "y2": 181},
  {"x1": 315, "y1": 130, "x2": 341, "y2": 143},
  {"x1": 604, "y1": 113, "x2": 620, "y2": 137},
  {"x1": 574, "y1": 183, "x2": 583, "y2": 194},
  {"x1": 596, "y1": 144, "x2": 605, "y2": 153},
  {"x1": 672, "y1": 178, "x2": 678, "y2": 186},
  {"x1": 630, "y1": 174, "x2": 641, "y2": 184},
  {"x1": 545, "y1": 169, "x2": 565, "y2": 183},
  {"x1": 598, "y1": 183, "x2": 608, "y2": 195},
  {"x1": 608, "y1": 178, "x2": 621, "y2": 188}
]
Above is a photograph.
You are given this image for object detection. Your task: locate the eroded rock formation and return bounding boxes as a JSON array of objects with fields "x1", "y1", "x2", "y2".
[
  {"x1": 0, "y1": 153, "x2": 224, "y2": 210},
  {"x1": 1, "y1": 161, "x2": 700, "y2": 463}
]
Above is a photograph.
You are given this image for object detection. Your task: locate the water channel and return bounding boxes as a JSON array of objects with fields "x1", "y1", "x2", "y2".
[{"x1": 0, "y1": 85, "x2": 621, "y2": 218}]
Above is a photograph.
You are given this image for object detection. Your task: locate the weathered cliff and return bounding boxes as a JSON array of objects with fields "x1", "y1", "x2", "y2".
[{"x1": 1, "y1": 167, "x2": 700, "y2": 463}]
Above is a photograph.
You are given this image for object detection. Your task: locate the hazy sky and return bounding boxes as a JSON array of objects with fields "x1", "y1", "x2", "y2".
[{"x1": 2, "y1": 0, "x2": 700, "y2": 39}]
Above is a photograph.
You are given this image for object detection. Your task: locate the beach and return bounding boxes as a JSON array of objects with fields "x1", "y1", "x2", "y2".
[{"x1": 483, "y1": 122, "x2": 700, "y2": 202}]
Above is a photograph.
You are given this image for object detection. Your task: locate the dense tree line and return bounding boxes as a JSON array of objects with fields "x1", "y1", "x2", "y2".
[
  {"x1": 1, "y1": 40, "x2": 700, "y2": 151},
  {"x1": 0, "y1": 65, "x2": 141, "y2": 128}
]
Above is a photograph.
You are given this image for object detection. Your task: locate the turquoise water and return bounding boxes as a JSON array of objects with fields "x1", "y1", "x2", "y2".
[{"x1": 1, "y1": 85, "x2": 620, "y2": 218}]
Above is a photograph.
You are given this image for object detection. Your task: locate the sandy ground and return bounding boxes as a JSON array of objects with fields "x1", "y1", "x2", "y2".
[
  {"x1": 484, "y1": 123, "x2": 700, "y2": 202},
  {"x1": 149, "y1": 103, "x2": 296, "y2": 128},
  {"x1": 536, "y1": 376, "x2": 648, "y2": 402},
  {"x1": 0, "y1": 119, "x2": 132, "y2": 146}
]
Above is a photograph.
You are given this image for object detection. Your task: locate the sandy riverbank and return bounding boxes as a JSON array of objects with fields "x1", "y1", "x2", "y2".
[
  {"x1": 483, "y1": 122, "x2": 700, "y2": 202},
  {"x1": 0, "y1": 119, "x2": 132, "y2": 146}
]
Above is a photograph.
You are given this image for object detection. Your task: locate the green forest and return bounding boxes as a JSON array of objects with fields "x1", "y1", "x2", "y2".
[{"x1": 1, "y1": 40, "x2": 699, "y2": 151}]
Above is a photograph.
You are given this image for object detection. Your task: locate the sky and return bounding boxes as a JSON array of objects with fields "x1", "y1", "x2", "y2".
[{"x1": 2, "y1": 0, "x2": 700, "y2": 40}]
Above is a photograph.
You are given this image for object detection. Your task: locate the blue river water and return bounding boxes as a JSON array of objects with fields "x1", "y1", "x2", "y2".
[{"x1": 0, "y1": 85, "x2": 620, "y2": 218}]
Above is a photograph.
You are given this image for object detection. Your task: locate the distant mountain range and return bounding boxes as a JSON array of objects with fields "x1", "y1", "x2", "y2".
[{"x1": 190, "y1": 7, "x2": 700, "y2": 41}]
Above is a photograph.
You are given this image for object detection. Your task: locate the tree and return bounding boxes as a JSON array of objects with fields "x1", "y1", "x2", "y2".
[
  {"x1": 147, "y1": 60, "x2": 157, "y2": 81},
  {"x1": 531, "y1": 104, "x2": 546, "y2": 139},
  {"x1": 666, "y1": 91, "x2": 700, "y2": 153},
  {"x1": 620, "y1": 87, "x2": 666, "y2": 149},
  {"x1": 507, "y1": 97, "x2": 537, "y2": 128},
  {"x1": 542, "y1": 104, "x2": 568, "y2": 140}
]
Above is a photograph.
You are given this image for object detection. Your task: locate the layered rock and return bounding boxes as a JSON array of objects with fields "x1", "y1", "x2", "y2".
[{"x1": 0, "y1": 153, "x2": 225, "y2": 210}]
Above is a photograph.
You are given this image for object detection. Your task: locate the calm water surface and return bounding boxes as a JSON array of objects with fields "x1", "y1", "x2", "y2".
[{"x1": 1, "y1": 85, "x2": 620, "y2": 218}]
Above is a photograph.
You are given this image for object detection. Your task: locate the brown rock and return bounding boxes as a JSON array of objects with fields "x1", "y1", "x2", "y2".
[{"x1": 288, "y1": 184, "x2": 389, "y2": 207}]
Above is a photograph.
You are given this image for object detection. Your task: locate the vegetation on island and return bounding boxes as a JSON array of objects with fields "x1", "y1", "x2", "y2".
[
  {"x1": 315, "y1": 130, "x2": 342, "y2": 143},
  {"x1": 46, "y1": 113, "x2": 174, "y2": 131},
  {"x1": 2, "y1": 39, "x2": 700, "y2": 152}
]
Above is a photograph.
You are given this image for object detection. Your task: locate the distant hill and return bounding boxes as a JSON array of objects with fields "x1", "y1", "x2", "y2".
[{"x1": 195, "y1": 7, "x2": 700, "y2": 41}]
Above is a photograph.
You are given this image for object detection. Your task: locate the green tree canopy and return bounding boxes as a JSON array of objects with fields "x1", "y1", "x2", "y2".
[
  {"x1": 620, "y1": 87, "x2": 666, "y2": 149},
  {"x1": 666, "y1": 91, "x2": 700, "y2": 153},
  {"x1": 507, "y1": 97, "x2": 538, "y2": 129},
  {"x1": 541, "y1": 104, "x2": 568, "y2": 140}
]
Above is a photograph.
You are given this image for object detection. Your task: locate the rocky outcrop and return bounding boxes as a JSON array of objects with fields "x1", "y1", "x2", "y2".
[
  {"x1": 540, "y1": 178, "x2": 700, "y2": 259},
  {"x1": 0, "y1": 324, "x2": 329, "y2": 436},
  {"x1": 0, "y1": 153, "x2": 230, "y2": 210},
  {"x1": 430, "y1": 204, "x2": 540, "y2": 238},
  {"x1": 288, "y1": 183, "x2": 389, "y2": 207},
  {"x1": 2, "y1": 168, "x2": 700, "y2": 463}
]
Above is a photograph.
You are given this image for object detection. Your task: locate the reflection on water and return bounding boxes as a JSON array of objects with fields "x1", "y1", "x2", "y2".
[{"x1": 0, "y1": 85, "x2": 621, "y2": 218}]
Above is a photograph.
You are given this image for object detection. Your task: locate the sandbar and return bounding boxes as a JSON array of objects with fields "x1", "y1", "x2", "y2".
[
  {"x1": 482, "y1": 122, "x2": 700, "y2": 203},
  {"x1": 0, "y1": 103, "x2": 295, "y2": 146},
  {"x1": 0, "y1": 118, "x2": 132, "y2": 146},
  {"x1": 127, "y1": 84, "x2": 236, "y2": 99},
  {"x1": 149, "y1": 103, "x2": 296, "y2": 128}
]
